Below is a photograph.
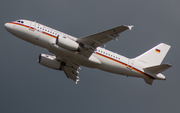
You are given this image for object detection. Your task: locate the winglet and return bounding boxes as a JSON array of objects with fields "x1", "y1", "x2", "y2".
[{"x1": 125, "y1": 25, "x2": 134, "y2": 30}]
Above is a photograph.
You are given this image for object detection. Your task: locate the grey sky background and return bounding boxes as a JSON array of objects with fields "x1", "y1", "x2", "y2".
[{"x1": 0, "y1": 0, "x2": 180, "y2": 113}]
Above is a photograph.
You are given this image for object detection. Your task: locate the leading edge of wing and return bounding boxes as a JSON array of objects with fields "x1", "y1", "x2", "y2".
[{"x1": 78, "y1": 25, "x2": 133, "y2": 40}]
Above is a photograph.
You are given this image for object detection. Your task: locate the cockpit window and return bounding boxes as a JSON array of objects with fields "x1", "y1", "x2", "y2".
[{"x1": 17, "y1": 20, "x2": 24, "y2": 23}]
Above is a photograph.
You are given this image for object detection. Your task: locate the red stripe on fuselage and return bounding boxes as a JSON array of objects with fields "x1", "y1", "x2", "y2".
[
  {"x1": 96, "y1": 52, "x2": 127, "y2": 66},
  {"x1": 8, "y1": 22, "x2": 30, "y2": 29},
  {"x1": 8, "y1": 22, "x2": 56, "y2": 39},
  {"x1": 42, "y1": 32, "x2": 56, "y2": 38},
  {"x1": 96, "y1": 52, "x2": 155, "y2": 79}
]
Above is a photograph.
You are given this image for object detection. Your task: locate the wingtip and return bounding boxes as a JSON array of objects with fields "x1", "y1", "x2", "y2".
[
  {"x1": 124, "y1": 25, "x2": 134, "y2": 30},
  {"x1": 127, "y1": 25, "x2": 134, "y2": 30}
]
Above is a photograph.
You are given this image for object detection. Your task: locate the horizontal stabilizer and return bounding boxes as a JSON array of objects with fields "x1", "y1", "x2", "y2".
[
  {"x1": 144, "y1": 64, "x2": 172, "y2": 74},
  {"x1": 143, "y1": 78, "x2": 153, "y2": 85}
]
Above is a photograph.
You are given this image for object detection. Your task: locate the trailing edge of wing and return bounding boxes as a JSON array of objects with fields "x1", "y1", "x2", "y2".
[
  {"x1": 61, "y1": 62, "x2": 80, "y2": 84},
  {"x1": 63, "y1": 67, "x2": 80, "y2": 84}
]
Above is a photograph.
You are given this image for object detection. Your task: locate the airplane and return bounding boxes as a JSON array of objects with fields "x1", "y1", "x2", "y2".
[{"x1": 4, "y1": 19, "x2": 172, "y2": 85}]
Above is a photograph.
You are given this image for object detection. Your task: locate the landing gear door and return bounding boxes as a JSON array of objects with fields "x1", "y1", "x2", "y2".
[
  {"x1": 127, "y1": 59, "x2": 134, "y2": 70},
  {"x1": 29, "y1": 21, "x2": 36, "y2": 31}
]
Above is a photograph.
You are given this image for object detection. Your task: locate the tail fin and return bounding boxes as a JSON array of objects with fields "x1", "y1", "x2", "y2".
[{"x1": 135, "y1": 43, "x2": 171, "y2": 67}]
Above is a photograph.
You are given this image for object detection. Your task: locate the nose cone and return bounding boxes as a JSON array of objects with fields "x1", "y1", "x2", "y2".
[
  {"x1": 4, "y1": 23, "x2": 10, "y2": 30},
  {"x1": 4, "y1": 22, "x2": 17, "y2": 35},
  {"x1": 5, "y1": 22, "x2": 13, "y2": 32}
]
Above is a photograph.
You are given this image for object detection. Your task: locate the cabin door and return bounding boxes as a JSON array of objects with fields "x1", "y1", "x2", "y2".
[
  {"x1": 127, "y1": 59, "x2": 134, "y2": 70},
  {"x1": 29, "y1": 21, "x2": 36, "y2": 31}
]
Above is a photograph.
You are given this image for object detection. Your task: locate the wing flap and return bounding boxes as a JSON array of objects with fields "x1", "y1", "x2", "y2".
[
  {"x1": 63, "y1": 66, "x2": 80, "y2": 84},
  {"x1": 61, "y1": 62, "x2": 80, "y2": 84}
]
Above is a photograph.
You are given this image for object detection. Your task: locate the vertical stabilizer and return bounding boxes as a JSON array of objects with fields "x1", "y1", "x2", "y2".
[{"x1": 135, "y1": 43, "x2": 171, "y2": 67}]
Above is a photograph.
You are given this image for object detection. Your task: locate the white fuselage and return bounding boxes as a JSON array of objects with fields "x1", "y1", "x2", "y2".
[{"x1": 5, "y1": 20, "x2": 159, "y2": 80}]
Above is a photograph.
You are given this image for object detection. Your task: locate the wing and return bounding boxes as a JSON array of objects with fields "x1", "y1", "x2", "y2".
[
  {"x1": 62, "y1": 62, "x2": 80, "y2": 84},
  {"x1": 77, "y1": 25, "x2": 133, "y2": 57}
]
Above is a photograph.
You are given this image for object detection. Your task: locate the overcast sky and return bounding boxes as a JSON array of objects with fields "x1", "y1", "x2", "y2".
[{"x1": 0, "y1": 0, "x2": 180, "y2": 113}]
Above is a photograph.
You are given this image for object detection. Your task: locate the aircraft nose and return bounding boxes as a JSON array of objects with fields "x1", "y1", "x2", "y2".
[
  {"x1": 4, "y1": 22, "x2": 13, "y2": 32},
  {"x1": 4, "y1": 22, "x2": 10, "y2": 30},
  {"x1": 4, "y1": 22, "x2": 16, "y2": 34}
]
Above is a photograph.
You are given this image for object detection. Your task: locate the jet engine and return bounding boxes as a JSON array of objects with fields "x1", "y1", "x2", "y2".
[
  {"x1": 56, "y1": 35, "x2": 81, "y2": 52},
  {"x1": 38, "y1": 54, "x2": 61, "y2": 70}
]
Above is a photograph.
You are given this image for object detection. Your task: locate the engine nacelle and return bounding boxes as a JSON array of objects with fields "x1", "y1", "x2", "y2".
[
  {"x1": 56, "y1": 35, "x2": 81, "y2": 51},
  {"x1": 38, "y1": 54, "x2": 61, "y2": 70}
]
